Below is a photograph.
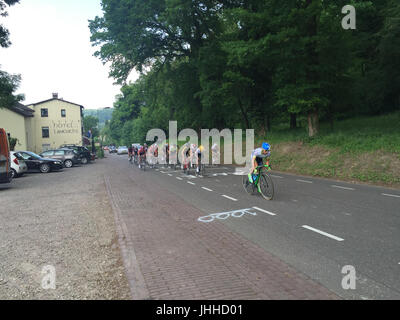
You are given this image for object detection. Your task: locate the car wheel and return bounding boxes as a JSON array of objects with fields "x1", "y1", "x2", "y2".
[
  {"x1": 81, "y1": 157, "x2": 88, "y2": 165},
  {"x1": 64, "y1": 160, "x2": 73, "y2": 168},
  {"x1": 39, "y1": 164, "x2": 51, "y2": 173},
  {"x1": 10, "y1": 169, "x2": 17, "y2": 179}
]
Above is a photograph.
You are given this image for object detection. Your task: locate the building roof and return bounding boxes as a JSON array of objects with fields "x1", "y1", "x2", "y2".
[
  {"x1": 6, "y1": 102, "x2": 35, "y2": 117},
  {"x1": 30, "y1": 98, "x2": 85, "y2": 109}
]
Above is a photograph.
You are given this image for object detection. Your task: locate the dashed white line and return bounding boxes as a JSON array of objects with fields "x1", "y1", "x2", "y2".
[
  {"x1": 296, "y1": 179, "x2": 313, "y2": 184},
  {"x1": 382, "y1": 193, "x2": 400, "y2": 198},
  {"x1": 176, "y1": 177, "x2": 183, "y2": 181},
  {"x1": 271, "y1": 175, "x2": 283, "y2": 179},
  {"x1": 168, "y1": 174, "x2": 173, "y2": 177},
  {"x1": 202, "y1": 187, "x2": 213, "y2": 192},
  {"x1": 221, "y1": 195, "x2": 238, "y2": 202},
  {"x1": 331, "y1": 185, "x2": 355, "y2": 191},
  {"x1": 253, "y1": 207, "x2": 277, "y2": 216},
  {"x1": 187, "y1": 181, "x2": 196, "y2": 186},
  {"x1": 302, "y1": 225, "x2": 344, "y2": 242}
]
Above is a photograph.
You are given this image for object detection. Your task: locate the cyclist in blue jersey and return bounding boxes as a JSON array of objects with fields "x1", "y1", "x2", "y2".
[{"x1": 248, "y1": 142, "x2": 271, "y2": 183}]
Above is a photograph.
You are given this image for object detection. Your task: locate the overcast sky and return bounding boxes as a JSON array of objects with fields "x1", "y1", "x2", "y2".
[{"x1": 0, "y1": 0, "x2": 138, "y2": 109}]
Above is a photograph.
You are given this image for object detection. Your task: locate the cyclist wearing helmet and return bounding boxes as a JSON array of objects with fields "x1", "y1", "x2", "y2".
[
  {"x1": 248, "y1": 143, "x2": 271, "y2": 183},
  {"x1": 195, "y1": 145, "x2": 205, "y2": 174}
]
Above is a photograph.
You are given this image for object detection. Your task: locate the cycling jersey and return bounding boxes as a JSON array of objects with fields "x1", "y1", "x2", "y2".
[{"x1": 251, "y1": 148, "x2": 270, "y2": 159}]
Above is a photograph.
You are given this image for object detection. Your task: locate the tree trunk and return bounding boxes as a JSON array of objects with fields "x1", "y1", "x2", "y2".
[
  {"x1": 238, "y1": 97, "x2": 250, "y2": 129},
  {"x1": 290, "y1": 113, "x2": 297, "y2": 129},
  {"x1": 307, "y1": 109, "x2": 319, "y2": 137},
  {"x1": 266, "y1": 114, "x2": 271, "y2": 132}
]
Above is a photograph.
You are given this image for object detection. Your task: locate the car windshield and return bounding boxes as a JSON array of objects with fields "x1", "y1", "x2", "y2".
[{"x1": 23, "y1": 151, "x2": 41, "y2": 160}]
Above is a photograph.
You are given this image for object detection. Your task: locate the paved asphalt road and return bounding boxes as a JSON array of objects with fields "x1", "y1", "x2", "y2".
[{"x1": 112, "y1": 154, "x2": 400, "y2": 300}]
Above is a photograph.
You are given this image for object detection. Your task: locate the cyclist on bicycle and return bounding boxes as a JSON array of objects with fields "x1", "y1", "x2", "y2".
[
  {"x1": 180, "y1": 143, "x2": 191, "y2": 171},
  {"x1": 195, "y1": 145, "x2": 205, "y2": 174},
  {"x1": 138, "y1": 144, "x2": 146, "y2": 164},
  {"x1": 128, "y1": 145, "x2": 133, "y2": 161},
  {"x1": 248, "y1": 142, "x2": 271, "y2": 183},
  {"x1": 164, "y1": 143, "x2": 170, "y2": 165}
]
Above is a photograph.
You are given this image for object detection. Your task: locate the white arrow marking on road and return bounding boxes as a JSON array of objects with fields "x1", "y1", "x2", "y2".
[
  {"x1": 302, "y1": 225, "x2": 345, "y2": 242},
  {"x1": 331, "y1": 185, "x2": 355, "y2": 191},
  {"x1": 382, "y1": 193, "x2": 400, "y2": 198},
  {"x1": 222, "y1": 195, "x2": 238, "y2": 202},
  {"x1": 253, "y1": 207, "x2": 277, "y2": 216}
]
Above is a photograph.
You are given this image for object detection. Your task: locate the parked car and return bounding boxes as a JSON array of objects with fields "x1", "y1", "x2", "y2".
[
  {"x1": 117, "y1": 146, "x2": 129, "y2": 155},
  {"x1": 15, "y1": 151, "x2": 64, "y2": 173},
  {"x1": 0, "y1": 128, "x2": 12, "y2": 183},
  {"x1": 10, "y1": 151, "x2": 28, "y2": 179},
  {"x1": 109, "y1": 146, "x2": 117, "y2": 154},
  {"x1": 40, "y1": 149, "x2": 81, "y2": 168},
  {"x1": 59, "y1": 144, "x2": 95, "y2": 164}
]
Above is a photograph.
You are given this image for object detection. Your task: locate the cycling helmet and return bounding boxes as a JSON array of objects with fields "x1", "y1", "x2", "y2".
[
  {"x1": 199, "y1": 145, "x2": 205, "y2": 152},
  {"x1": 262, "y1": 142, "x2": 270, "y2": 151}
]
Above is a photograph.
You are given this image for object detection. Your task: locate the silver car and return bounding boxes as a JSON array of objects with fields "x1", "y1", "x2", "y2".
[
  {"x1": 10, "y1": 151, "x2": 28, "y2": 179},
  {"x1": 117, "y1": 146, "x2": 129, "y2": 155}
]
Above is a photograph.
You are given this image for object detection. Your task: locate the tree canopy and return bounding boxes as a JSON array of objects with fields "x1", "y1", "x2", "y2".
[{"x1": 90, "y1": 0, "x2": 400, "y2": 142}]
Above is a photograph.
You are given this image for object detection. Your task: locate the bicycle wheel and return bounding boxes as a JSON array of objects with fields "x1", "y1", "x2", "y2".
[
  {"x1": 242, "y1": 175, "x2": 255, "y2": 194},
  {"x1": 258, "y1": 173, "x2": 274, "y2": 200}
]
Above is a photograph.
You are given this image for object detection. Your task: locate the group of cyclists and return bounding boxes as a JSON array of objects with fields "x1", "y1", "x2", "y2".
[
  {"x1": 128, "y1": 142, "x2": 215, "y2": 175},
  {"x1": 127, "y1": 141, "x2": 271, "y2": 185}
]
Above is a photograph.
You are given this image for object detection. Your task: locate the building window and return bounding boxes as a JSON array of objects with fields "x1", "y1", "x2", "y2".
[
  {"x1": 41, "y1": 108, "x2": 48, "y2": 117},
  {"x1": 61, "y1": 109, "x2": 66, "y2": 117},
  {"x1": 42, "y1": 127, "x2": 50, "y2": 138}
]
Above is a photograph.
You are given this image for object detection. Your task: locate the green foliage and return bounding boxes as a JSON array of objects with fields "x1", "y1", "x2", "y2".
[
  {"x1": 266, "y1": 112, "x2": 400, "y2": 154},
  {"x1": 90, "y1": 0, "x2": 400, "y2": 144},
  {"x1": 0, "y1": 1, "x2": 23, "y2": 109},
  {"x1": 83, "y1": 108, "x2": 114, "y2": 128},
  {"x1": 83, "y1": 115, "x2": 100, "y2": 137},
  {"x1": 8, "y1": 136, "x2": 18, "y2": 151}
]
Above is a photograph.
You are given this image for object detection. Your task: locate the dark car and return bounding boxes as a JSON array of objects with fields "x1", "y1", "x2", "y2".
[
  {"x1": 40, "y1": 149, "x2": 81, "y2": 168},
  {"x1": 14, "y1": 151, "x2": 64, "y2": 173},
  {"x1": 59, "y1": 144, "x2": 95, "y2": 164}
]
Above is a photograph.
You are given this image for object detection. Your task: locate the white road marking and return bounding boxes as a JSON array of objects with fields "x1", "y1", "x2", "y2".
[
  {"x1": 296, "y1": 179, "x2": 313, "y2": 184},
  {"x1": 176, "y1": 177, "x2": 183, "y2": 181},
  {"x1": 187, "y1": 181, "x2": 196, "y2": 186},
  {"x1": 331, "y1": 185, "x2": 355, "y2": 191},
  {"x1": 253, "y1": 207, "x2": 277, "y2": 216},
  {"x1": 202, "y1": 187, "x2": 213, "y2": 192},
  {"x1": 271, "y1": 175, "x2": 283, "y2": 179},
  {"x1": 302, "y1": 225, "x2": 345, "y2": 242},
  {"x1": 222, "y1": 195, "x2": 238, "y2": 202},
  {"x1": 168, "y1": 174, "x2": 173, "y2": 177},
  {"x1": 382, "y1": 193, "x2": 400, "y2": 198}
]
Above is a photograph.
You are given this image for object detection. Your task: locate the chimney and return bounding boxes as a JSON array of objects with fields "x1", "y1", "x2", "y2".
[{"x1": 52, "y1": 93, "x2": 58, "y2": 99}]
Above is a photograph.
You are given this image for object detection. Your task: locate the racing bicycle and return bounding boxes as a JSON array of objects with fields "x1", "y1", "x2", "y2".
[{"x1": 242, "y1": 162, "x2": 274, "y2": 200}]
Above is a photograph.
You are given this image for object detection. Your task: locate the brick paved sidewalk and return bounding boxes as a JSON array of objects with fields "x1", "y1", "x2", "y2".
[{"x1": 105, "y1": 161, "x2": 339, "y2": 300}]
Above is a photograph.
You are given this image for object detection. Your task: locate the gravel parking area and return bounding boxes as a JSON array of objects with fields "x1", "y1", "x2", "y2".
[{"x1": 0, "y1": 159, "x2": 131, "y2": 299}]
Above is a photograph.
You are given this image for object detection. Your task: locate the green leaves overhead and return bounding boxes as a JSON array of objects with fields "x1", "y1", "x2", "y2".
[{"x1": 91, "y1": 0, "x2": 400, "y2": 142}]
